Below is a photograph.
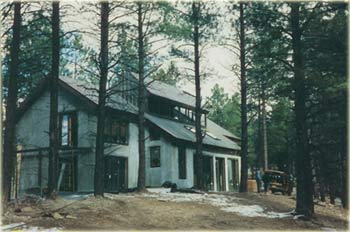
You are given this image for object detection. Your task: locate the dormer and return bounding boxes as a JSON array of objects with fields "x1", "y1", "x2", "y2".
[{"x1": 117, "y1": 73, "x2": 209, "y2": 127}]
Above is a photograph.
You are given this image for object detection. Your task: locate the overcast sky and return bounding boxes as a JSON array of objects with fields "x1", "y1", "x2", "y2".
[{"x1": 61, "y1": 1, "x2": 240, "y2": 99}]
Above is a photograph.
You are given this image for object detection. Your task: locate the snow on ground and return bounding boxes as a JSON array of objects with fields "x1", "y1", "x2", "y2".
[
  {"x1": 1, "y1": 222, "x2": 61, "y2": 232},
  {"x1": 144, "y1": 188, "x2": 293, "y2": 219}
]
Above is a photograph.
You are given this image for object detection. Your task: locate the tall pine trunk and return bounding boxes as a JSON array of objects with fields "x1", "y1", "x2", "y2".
[
  {"x1": 256, "y1": 97, "x2": 263, "y2": 169},
  {"x1": 291, "y1": 3, "x2": 314, "y2": 218},
  {"x1": 192, "y1": 2, "x2": 204, "y2": 190},
  {"x1": 261, "y1": 85, "x2": 268, "y2": 171},
  {"x1": 94, "y1": 2, "x2": 109, "y2": 197},
  {"x1": 2, "y1": 1, "x2": 21, "y2": 204},
  {"x1": 239, "y1": 3, "x2": 248, "y2": 193},
  {"x1": 137, "y1": 2, "x2": 146, "y2": 191},
  {"x1": 340, "y1": 91, "x2": 348, "y2": 209},
  {"x1": 47, "y1": 1, "x2": 60, "y2": 199}
]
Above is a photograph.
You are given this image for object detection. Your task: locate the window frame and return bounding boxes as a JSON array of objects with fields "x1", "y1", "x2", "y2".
[
  {"x1": 59, "y1": 111, "x2": 78, "y2": 147},
  {"x1": 150, "y1": 146, "x2": 161, "y2": 168},
  {"x1": 104, "y1": 118, "x2": 129, "y2": 145},
  {"x1": 178, "y1": 146, "x2": 187, "y2": 179}
]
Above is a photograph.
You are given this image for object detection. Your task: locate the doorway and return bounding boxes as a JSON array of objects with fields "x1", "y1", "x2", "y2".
[
  {"x1": 58, "y1": 156, "x2": 77, "y2": 192},
  {"x1": 215, "y1": 157, "x2": 225, "y2": 191},
  {"x1": 227, "y1": 158, "x2": 239, "y2": 191},
  {"x1": 104, "y1": 156, "x2": 128, "y2": 192}
]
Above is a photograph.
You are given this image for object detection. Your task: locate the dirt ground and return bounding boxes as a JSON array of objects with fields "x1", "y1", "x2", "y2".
[{"x1": 2, "y1": 190, "x2": 349, "y2": 231}]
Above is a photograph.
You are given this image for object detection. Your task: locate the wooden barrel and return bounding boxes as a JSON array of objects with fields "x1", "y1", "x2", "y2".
[{"x1": 247, "y1": 179, "x2": 258, "y2": 192}]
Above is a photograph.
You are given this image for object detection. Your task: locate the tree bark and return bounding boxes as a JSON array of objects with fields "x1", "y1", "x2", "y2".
[
  {"x1": 261, "y1": 85, "x2": 268, "y2": 171},
  {"x1": 340, "y1": 91, "x2": 348, "y2": 209},
  {"x1": 137, "y1": 2, "x2": 146, "y2": 192},
  {"x1": 256, "y1": 97, "x2": 262, "y2": 169},
  {"x1": 2, "y1": 1, "x2": 21, "y2": 204},
  {"x1": 94, "y1": 2, "x2": 109, "y2": 197},
  {"x1": 239, "y1": 3, "x2": 248, "y2": 193},
  {"x1": 192, "y1": 2, "x2": 204, "y2": 190},
  {"x1": 291, "y1": 3, "x2": 314, "y2": 218},
  {"x1": 47, "y1": 1, "x2": 60, "y2": 199}
]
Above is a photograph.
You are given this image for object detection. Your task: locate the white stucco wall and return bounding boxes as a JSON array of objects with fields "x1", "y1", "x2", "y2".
[
  {"x1": 16, "y1": 87, "x2": 241, "y2": 193},
  {"x1": 16, "y1": 89, "x2": 96, "y2": 193}
]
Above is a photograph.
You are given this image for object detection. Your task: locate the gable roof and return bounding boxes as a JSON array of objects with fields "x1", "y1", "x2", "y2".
[{"x1": 60, "y1": 76, "x2": 138, "y2": 114}]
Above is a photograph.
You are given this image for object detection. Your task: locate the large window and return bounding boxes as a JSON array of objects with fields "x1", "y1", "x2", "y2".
[
  {"x1": 104, "y1": 118, "x2": 129, "y2": 145},
  {"x1": 178, "y1": 146, "x2": 186, "y2": 179},
  {"x1": 59, "y1": 112, "x2": 78, "y2": 147},
  {"x1": 150, "y1": 146, "x2": 161, "y2": 168}
]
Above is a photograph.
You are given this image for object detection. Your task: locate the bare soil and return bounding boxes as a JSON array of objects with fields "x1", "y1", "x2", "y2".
[{"x1": 2, "y1": 192, "x2": 348, "y2": 231}]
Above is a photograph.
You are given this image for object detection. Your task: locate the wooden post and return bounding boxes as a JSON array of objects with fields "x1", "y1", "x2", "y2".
[{"x1": 38, "y1": 151, "x2": 42, "y2": 196}]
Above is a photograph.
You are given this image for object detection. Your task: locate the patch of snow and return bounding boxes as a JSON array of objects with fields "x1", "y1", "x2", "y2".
[
  {"x1": 61, "y1": 194, "x2": 92, "y2": 200},
  {"x1": 293, "y1": 214, "x2": 305, "y2": 220},
  {"x1": 1, "y1": 222, "x2": 26, "y2": 230},
  {"x1": 147, "y1": 188, "x2": 171, "y2": 194},
  {"x1": 321, "y1": 227, "x2": 337, "y2": 231},
  {"x1": 22, "y1": 227, "x2": 61, "y2": 232},
  {"x1": 222, "y1": 204, "x2": 265, "y2": 217},
  {"x1": 143, "y1": 189, "x2": 292, "y2": 219},
  {"x1": 1, "y1": 223, "x2": 62, "y2": 232},
  {"x1": 104, "y1": 193, "x2": 136, "y2": 200}
]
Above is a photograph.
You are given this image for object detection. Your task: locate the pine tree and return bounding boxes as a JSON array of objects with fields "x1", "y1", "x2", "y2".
[
  {"x1": 47, "y1": 1, "x2": 60, "y2": 199},
  {"x1": 2, "y1": 1, "x2": 21, "y2": 204},
  {"x1": 94, "y1": 1, "x2": 109, "y2": 197}
]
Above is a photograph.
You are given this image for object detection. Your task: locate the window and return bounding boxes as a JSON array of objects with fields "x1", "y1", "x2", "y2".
[
  {"x1": 178, "y1": 146, "x2": 186, "y2": 179},
  {"x1": 104, "y1": 118, "x2": 129, "y2": 145},
  {"x1": 150, "y1": 146, "x2": 161, "y2": 168},
  {"x1": 59, "y1": 112, "x2": 78, "y2": 147}
]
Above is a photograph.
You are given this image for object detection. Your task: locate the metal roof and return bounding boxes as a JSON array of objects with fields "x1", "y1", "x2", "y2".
[
  {"x1": 147, "y1": 80, "x2": 196, "y2": 108},
  {"x1": 206, "y1": 119, "x2": 240, "y2": 141},
  {"x1": 145, "y1": 113, "x2": 240, "y2": 151},
  {"x1": 60, "y1": 76, "x2": 138, "y2": 114},
  {"x1": 59, "y1": 76, "x2": 240, "y2": 151}
]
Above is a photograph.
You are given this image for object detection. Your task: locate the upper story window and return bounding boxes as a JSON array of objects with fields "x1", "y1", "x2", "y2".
[
  {"x1": 104, "y1": 118, "x2": 129, "y2": 145},
  {"x1": 59, "y1": 112, "x2": 78, "y2": 147}
]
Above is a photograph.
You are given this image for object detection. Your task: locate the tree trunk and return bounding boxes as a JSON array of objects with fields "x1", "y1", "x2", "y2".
[
  {"x1": 94, "y1": 1, "x2": 109, "y2": 197},
  {"x1": 137, "y1": 2, "x2": 146, "y2": 192},
  {"x1": 340, "y1": 91, "x2": 348, "y2": 209},
  {"x1": 291, "y1": 3, "x2": 314, "y2": 218},
  {"x1": 239, "y1": 3, "x2": 248, "y2": 193},
  {"x1": 192, "y1": 2, "x2": 204, "y2": 190},
  {"x1": 261, "y1": 85, "x2": 268, "y2": 171},
  {"x1": 256, "y1": 97, "x2": 263, "y2": 169},
  {"x1": 2, "y1": 1, "x2": 21, "y2": 204},
  {"x1": 47, "y1": 1, "x2": 60, "y2": 199}
]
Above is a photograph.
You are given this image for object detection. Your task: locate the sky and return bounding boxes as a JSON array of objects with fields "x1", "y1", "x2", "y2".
[
  {"x1": 59, "y1": 1, "x2": 241, "y2": 99},
  {"x1": 0, "y1": 1, "x2": 239, "y2": 99}
]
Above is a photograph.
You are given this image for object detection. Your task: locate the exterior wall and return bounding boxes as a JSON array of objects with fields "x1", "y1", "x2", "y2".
[
  {"x1": 16, "y1": 89, "x2": 93, "y2": 149},
  {"x1": 145, "y1": 134, "x2": 181, "y2": 187},
  {"x1": 103, "y1": 123, "x2": 139, "y2": 189},
  {"x1": 16, "y1": 89, "x2": 96, "y2": 193},
  {"x1": 146, "y1": 132, "x2": 193, "y2": 188},
  {"x1": 16, "y1": 87, "x2": 241, "y2": 194}
]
